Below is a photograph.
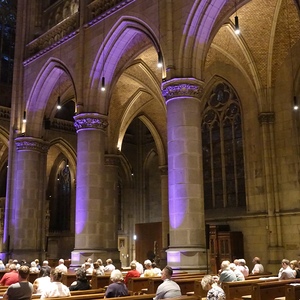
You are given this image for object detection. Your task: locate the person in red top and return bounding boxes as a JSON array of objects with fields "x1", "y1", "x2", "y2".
[
  {"x1": 0, "y1": 264, "x2": 19, "y2": 286},
  {"x1": 124, "y1": 262, "x2": 140, "y2": 285}
]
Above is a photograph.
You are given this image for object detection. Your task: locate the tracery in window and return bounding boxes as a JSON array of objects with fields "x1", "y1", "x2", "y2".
[{"x1": 202, "y1": 82, "x2": 246, "y2": 209}]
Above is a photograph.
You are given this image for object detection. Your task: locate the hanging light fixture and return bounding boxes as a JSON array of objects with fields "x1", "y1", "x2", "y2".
[
  {"x1": 101, "y1": 76, "x2": 105, "y2": 91},
  {"x1": 22, "y1": 111, "x2": 27, "y2": 123},
  {"x1": 293, "y1": 96, "x2": 298, "y2": 110},
  {"x1": 57, "y1": 95, "x2": 62, "y2": 110},
  {"x1": 157, "y1": 51, "x2": 163, "y2": 68},
  {"x1": 234, "y1": 15, "x2": 240, "y2": 35}
]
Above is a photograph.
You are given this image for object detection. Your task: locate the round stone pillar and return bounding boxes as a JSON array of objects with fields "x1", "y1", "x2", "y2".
[
  {"x1": 71, "y1": 113, "x2": 108, "y2": 265},
  {"x1": 10, "y1": 137, "x2": 49, "y2": 260},
  {"x1": 162, "y1": 78, "x2": 207, "y2": 272}
]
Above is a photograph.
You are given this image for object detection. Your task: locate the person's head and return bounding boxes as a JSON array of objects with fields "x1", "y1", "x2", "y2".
[
  {"x1": 110, "y1": 269, "x2": 123, "y2": 282},
  {"x1": 233, "y1": 259, "x2": 239, "y2": 266},
  {"x1": 290, "y1": 260, "x2": 299, "y2": 270},
  {"x1": 35, "y1": 259, "x2": 39, "y2": 265},
  {"x1": 144, "y1": 259, "x2": 152, "y2": 269},
  {"x1": 43, "y1": 260, "x2": 49, "y2": 266},
  {"x1": 229, "y1": 263, "x2": 237, "y2": 271},
  {"x1": 31, "y1": 261, "x2": 37, "y2": 268},
  {"x1": 252, "y1": 257, "x2": 261, "y2": 264},
  {"x1": 97, "y1": 259, "x2": 103, "y2": 266},
  {"x1": 281, "y1": 258, "x2": 290, "y2": 269},
  {"x1": 239, "y1": 259, "x2": 246, "y2": 266},
  {"x1": 106, "y1": 258, "x2": 112, "y2": 265},
  {"x1": 130, "y1": 262, "x2": 136, "y2": 270},
  {"x1": 76, "y1": 268, "x2": 87, "y2": 281},
  {"x1": 39, "y1": 266, "x2": 51, "y2": 277},
  {"x1": 18, "y1": 266, "x2": 30, "y2": 280},
  {"x1": 201, "y1": 275, "x2": 215, "y2": 291},
  {"x1": 161, "y1": 266, "x2": 173, "y2": 280},
  {"x1": 221, "y1": 260, "x2": 230, "y2": 270},
  {"x1": 59, "y1": 258, "x2": 64, "y2": 265},
  {"x1": 84, "y1": 262, "x2": 91, "y2": 269},
  {"x1": 9, "y1": 263, "x2": 17, "y2": 271},
  {"x1": 51, "y1": 269, "x2": 63, "y2": 282}
]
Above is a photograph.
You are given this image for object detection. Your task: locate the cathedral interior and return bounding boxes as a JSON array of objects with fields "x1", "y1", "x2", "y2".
[{"x1": 0, "y1": 0, "x2": 299, "y2": 273}]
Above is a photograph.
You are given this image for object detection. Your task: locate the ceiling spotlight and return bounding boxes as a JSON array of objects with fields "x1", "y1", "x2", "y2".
[{"x1": 57, "y1": 96, "x2": 62, "y2": 110}]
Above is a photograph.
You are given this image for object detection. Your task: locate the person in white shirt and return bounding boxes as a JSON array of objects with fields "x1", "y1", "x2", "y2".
[
  {"x1": 55, "y1": 258, "x2": 68, "y2": 275},
  {"x1": 104, "y1": 259, "x2": 115, "y2": 274},
  {"x1": 33, "y1": 267, "x2": 51, "y2": 294},
  {"x1": 278, "y1": 259, "x2": 295, "y2": 280},
  {"x1": 41, "y1": 269, "x2": 70, "y2": 299},
  {"x1": 251, "y1": 257, "x2": 264, "y2": 274}
]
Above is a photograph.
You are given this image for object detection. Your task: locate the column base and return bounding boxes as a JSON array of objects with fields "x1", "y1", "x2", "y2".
[
  {"x1": 71, "y1": 249, "x2": 120, "y2": 269},
  {"x1": 166, "y1": 247, "x2": 208, "y2": 272}
]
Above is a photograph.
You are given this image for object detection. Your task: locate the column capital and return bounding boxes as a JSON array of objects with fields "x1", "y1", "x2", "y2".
[
  {"x1": 74, "y1": 113, "x2": 108, "y2": 132},
  {"x1": 105, "y1": 154, "x2": 120, "y2": 166},
  {"x1": 162, "y1": 77, "x2": 204, "y2": 102},
  {"x1": 15, "y1": 136, "x2": 49, "y2": 153},
  {"x1": 258, "y1": 112, "x2": 275, "y2": 124}
]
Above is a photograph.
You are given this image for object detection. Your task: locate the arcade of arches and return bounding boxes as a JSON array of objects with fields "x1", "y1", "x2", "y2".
[{"x1": 0, "y1": 0, "x2": 299, "y2": 274}]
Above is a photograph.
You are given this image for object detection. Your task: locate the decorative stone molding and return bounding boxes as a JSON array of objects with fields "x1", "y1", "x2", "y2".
[
  {"x1": 258, "y1": 112, "x2": 275, "y2": 124},
  {"x1": 159, "y1": 165, "x2": 168, "y2": 176},
  {"x1": 162, "y1": 78, "x2": 204, "y2": 101},
  {"x1": 105, "y1": 155, "x2": 120, "y2": 166},
  {"x1": 74, "y1": 113, "x2": 108, "y2": 132},
  {"x1": 15, "y1": 137, "x2": 49, "y2": 153},
  {"x1": 51, "y1": 119, "x2": 76, "y2": 132}
]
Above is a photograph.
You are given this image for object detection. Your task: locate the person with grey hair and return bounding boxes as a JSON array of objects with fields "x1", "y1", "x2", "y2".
[
  {"x1": 201, "y1": 275, "x2": 225, "y2": 300},
  {"x1": 154, "y1": 266, "x2": 181, "y2": 300},
  {"x1": 104, "y1": 258, "x2": 115, "y2": 274},
  {"x1": 55, "y1": 259, "x2": 68, "y2": 275},
  {"x1": 105, "y1": 269, "x2": 128, "y2": 298},
  {"x1": 219, "y1": 260, "x2": 237, "y2": 284}
]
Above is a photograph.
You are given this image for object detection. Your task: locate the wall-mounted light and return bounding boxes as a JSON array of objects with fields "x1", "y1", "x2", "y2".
[
  {"x1": 22, "y1": 111, "x2": 27, "y2": 123},
  {"x1": 101, "y1": 76, "x2": 106, "y2": 91}
]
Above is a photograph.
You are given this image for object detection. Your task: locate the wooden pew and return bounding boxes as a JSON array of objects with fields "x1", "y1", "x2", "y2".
[
  {"x1": 62, "y1": 273, "x2": 92, "y2": 287},
  {"x1": 91, "y1": 275, "x2": 111, "y2": 289},
  {"x1": 174, "y1": 276, "x2": 205, "y2": 295},
  {"x1": 222, "y1": 278, "x2": 278, "y2": 300},
  {"x1": 193, "y1": 279, "x2": 207, "y2": 299},
  {"x1": 127, "y1": 277, "x2": 157, "y2": 294},
  {"x1": 251, "y1": 279, "x2": 300, "y2": 300},
  {"x1": 285, "y1": 283, "x2": 300, "y2": 300}
]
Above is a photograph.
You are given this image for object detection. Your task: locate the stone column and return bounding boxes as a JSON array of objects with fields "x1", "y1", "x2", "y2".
[
  {"x1": 259, "y1": 112, "x2": 283, "y2": 271},
  {"x1": 162, "y1": 78, "x2": 207, "y2": 272},
  {"x1": 71, "y1": 113, "x2": 108, "y2": 265},
  {"x1": 10, "y1": 137, "x2": 49, "y2": 260}
]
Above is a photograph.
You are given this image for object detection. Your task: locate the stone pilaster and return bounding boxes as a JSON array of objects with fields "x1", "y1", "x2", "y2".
[
  {"x1": 9, "y1": 137, "x2": 49, "y2": 260},
  {"x1": 159, "y1": 165, "x2": 168, "y2": 268},
  {"x1": 162, "y1": 78, "x2": 207, "y2": 272},
  {"x1": 71, "y1": 113, "x2": 108, "y2": 266},
  {"x1": 258, "y1": 112, "x2": 283, "y2": 272}
]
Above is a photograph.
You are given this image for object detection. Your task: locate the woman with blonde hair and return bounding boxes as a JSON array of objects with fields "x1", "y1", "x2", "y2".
[{"x1": 201, "y1": 275, "x2": 225, "y2": 300}]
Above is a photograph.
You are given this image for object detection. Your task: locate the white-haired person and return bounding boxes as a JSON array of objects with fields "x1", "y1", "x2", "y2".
[
  {"x1": 237, "y1": 259, "x2": 249, "y2": 277},
  {"x1": 55, "y1": 259, "x2": 68, "y2": 275},
  {"x1": 105, "y1": 269, "x2": 129, "y2": 298},
  {"x1": 141, "y1": 260, "x2": 155, "y2": 277},
  {"x1": 229, "y1": 263, "x2": 245, "y2": 281},
  {"x1": 219, "y1": 260, "x2": 237, "y2": 284},
  {"x1": 278, "y1": 258, "x2": 295, "y2": 280},
  {"x1": 104, "y1": 259, "x2": 115, "y2": 274},
  {"x1": 201, "y1": 274, "x2": 226, "y2": 300},
  {"x1": 154, "y1": 266, "x2": 181, "y2": 300}
]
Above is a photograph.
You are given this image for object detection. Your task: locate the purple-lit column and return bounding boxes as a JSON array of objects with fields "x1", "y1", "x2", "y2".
[
  {"x1": 162, "y1": 78, "x2": 207, "y2": 272},
  {"x1": 10, "y1": 137, "x2": 49, "y2": 260},
  {"x1": 71, "y1": 113, "x2": 108, "y2": 265}
]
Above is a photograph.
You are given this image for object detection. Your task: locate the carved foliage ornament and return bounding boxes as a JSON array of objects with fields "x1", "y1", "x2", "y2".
[
  {"x1": 162, "y1": 83, "x2": 203, "y2": 101},
  {"x1": 74, "y1": 114, "x2": 108, "y2": 132},
  {"x1": 15, "y1": 138, "x2": 49, "y2": 153}
]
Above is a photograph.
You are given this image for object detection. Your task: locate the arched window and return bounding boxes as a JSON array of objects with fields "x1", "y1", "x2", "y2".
[{"x1": 202, "y1": 82, "x2": 246, "y2": 209}]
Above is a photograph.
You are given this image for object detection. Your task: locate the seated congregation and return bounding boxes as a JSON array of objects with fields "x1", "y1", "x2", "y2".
[{"x1": 0, "y1": 256, "x2": 300, "y2": 300}]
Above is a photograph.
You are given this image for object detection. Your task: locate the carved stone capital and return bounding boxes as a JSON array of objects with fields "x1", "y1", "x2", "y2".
[
  {"x1": 74, "y1": 113, "x2": 108, "y2": 132},
  {"x1": 105, "y1": 155, "x2": 120, "y2": 166},
  {"x1": 162, "y1": 78, "x2": 204, "y2": 101},
  {"x1": 258, "y1": 112, "x2": 275, "y2": 124},
  {"x1": 15, "y1": 137, "x2": 49, "y2": 153}
]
